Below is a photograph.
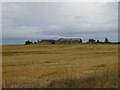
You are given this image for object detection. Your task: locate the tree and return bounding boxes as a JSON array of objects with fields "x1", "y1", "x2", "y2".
[
  {"x1": 34, "y1": 42, "x2": 37, "y2": 44},
  {"x1": 105, "y1": 38, "x2": 109, "y2": 43},
  {"x1": 88, "y1": 39, "x2": 95, "y2": 43},
  {"x1": 80, "y1": 39, "x2": 82, "y2": 43},
  {"x1": 25, "y1": 40, "x2": 33, "y2": 45},
  {"x1": 96, "y1": 40, "x2": 100, "y2": 43}
]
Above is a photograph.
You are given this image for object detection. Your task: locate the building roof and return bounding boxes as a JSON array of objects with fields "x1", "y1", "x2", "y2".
[{"x1": 58, "y1": 38, "x2": 81, "y2": 41}]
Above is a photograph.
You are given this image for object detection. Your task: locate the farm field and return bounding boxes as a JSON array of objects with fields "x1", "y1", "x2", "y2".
[{"x1": 2, "y1": 44, "x2": 118, "y2": 88}]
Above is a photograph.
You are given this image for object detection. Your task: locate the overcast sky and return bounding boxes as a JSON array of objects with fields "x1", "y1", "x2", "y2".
[{"x1": 2, "y1": 2, "x2": 118, "y2": 44}]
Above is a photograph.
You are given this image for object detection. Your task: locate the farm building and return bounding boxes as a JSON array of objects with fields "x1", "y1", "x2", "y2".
[
  {"x1": 88, "y1": 39, "x2": 96, "y2": 44},
  {"x1": 57, "y1": 38, "x2": 82, "y2": 44},
  {"x1": 37, "y1": 40, "x2": 56, "y2": 44}
]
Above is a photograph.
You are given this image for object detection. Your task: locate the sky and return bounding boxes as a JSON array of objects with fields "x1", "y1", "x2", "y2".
[{"x1": 2, "y1": 2, "x2": 118, "y2": 45}]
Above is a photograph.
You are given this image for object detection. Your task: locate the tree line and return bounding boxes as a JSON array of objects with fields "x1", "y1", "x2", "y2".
[{"x1": 25, "y1": 38, "x2": 110, "y2": 45}]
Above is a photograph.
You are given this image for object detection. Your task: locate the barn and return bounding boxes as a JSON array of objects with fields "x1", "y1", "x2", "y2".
[{"x1": 57, "y1": 38, "x2": 82, "y2": 44}]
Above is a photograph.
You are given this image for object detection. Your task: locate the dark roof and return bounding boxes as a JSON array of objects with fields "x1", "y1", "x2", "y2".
[{"x1": 58, "y1": 38, "x2": 81, "y2": 41}]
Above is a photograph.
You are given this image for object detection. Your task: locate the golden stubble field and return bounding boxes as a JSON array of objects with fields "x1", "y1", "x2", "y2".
[{"x1": 2, "y1": 44, "x2": 118, "y2": 88}]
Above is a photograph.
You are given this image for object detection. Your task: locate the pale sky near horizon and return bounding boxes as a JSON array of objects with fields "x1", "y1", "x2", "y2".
[{"x1": 2, "y1": 2, "x2": 118, "y2": 44}]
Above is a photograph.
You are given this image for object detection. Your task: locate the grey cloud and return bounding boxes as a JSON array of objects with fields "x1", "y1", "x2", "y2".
[{"x1": 2, "y1": 2, "x2": 118, "y2": 44}]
